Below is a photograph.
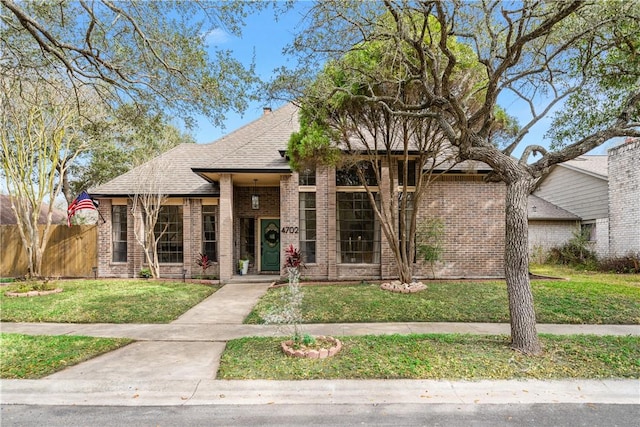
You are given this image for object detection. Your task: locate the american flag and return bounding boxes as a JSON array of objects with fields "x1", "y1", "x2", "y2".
[{"x1": 67, "y1": 191, "x2": 97, "y2": 226}]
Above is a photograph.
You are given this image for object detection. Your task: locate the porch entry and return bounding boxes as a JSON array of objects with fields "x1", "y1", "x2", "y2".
[{"x1": 260, "y1": 219, "x2": 280, "y2": 271}]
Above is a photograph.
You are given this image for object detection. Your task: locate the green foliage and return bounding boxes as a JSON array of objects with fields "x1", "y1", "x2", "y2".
[
  {"x1": 546, "y1": 229, "x2": 598, "y2": 267},
  {"x1": 138, "y1": 268, "x2": 152, "y2": 279},
  {"x1": 416, "y1": 218, "x2": 445, "y2": 278},
  {"x1": 0, "y1": 1, "x2": 259, "y2": 127},
  {"x1": 246, "y1": 268, "x2": 640, "y2": 325},
  {"x1": 70, "y1": 104, "x2": 195, "y2": 196},
  {"x1": 287, "y1": 112, "x2": 340, "y2": 171},
  {"x1": 1, "y1": 333, "x2": 132, "y2": 379},
  {"x1": 0, "y1": 279, "x2": 218, "y2": 323},
  {"x1": 218, "y1": 334, "x2": 640, "y2": 380}
]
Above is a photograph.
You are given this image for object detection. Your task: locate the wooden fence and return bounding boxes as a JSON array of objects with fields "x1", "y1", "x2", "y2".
[{"x1": 0, "y1": 225, "x2": 98, "y2": 278}]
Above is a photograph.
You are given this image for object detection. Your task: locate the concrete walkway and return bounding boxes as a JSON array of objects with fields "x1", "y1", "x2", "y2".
[{"x1": 1, "y1": 281, "x2": 639, "y2": 406}]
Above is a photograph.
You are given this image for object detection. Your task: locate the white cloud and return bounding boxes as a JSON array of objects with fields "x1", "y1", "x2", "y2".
[{"x1": 204, "y1": 28, "x2": 230, "y2": 45}]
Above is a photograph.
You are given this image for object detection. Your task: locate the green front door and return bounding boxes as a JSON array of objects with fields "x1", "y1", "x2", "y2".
[{"x1": 261, "y1": 219, "x2": 280, "y2": 271}]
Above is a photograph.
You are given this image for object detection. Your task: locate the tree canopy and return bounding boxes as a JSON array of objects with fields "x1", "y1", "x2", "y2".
[
  {"x1": 276, "y1": 0, "x2": 640, "y2": 355},
  {"x1": 1, "y1": 0, "x2": 260, "y2": 127}
]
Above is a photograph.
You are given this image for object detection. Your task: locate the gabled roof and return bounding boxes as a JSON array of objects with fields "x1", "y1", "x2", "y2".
[
  {"x1": 528, "y1": 194, "x2": 581, "y2": 221},
  {"x1": 91, "y1": 104, "x2": 298, "y2": 197},
  {"x1": 559, "y1": 155, "x2": 608, "y2": 180},
  {"x1": 192, "y1": 103, "x2": 298, "y2": 174},
  {"x1": 90, "y1": 143, "x2": 219, "y2": 197}
]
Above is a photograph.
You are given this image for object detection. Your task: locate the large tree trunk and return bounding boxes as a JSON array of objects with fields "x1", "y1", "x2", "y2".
[{"x1": 504, "y1": 179, "x2": 542, "y2": 355}]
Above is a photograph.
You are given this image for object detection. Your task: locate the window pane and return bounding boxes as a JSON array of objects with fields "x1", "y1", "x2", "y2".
[
  {"x1": 155, "y1": 206, "x2": 183, "y2": 263},
  {"x1": 299, "y1": 192, "x2": 316, "y2": 263},
  {"x1": 202, "y1": 205, "x2": 217, "y2": 261},
  {"x1": 398, "y1": 160, "x2": 416, "y2": 186},
  {"x1": 112, "y1": 205, "x2": 127, "y2": 263},
  {"x1": 337, "y1": 193, "x2": 380, "y2": 263},
  {"x1": 336, "y1": 162, "x2": 378, "y2": 186},
  {"x1": 299, "y1": 168, "x2": 316, "y2": 186}
]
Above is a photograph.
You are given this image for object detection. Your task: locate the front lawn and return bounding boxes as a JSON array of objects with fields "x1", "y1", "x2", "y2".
[
  {"x1": 0, "y1": 279, "x2": 219, "y2": 323},
  {"x1": 245, "y1": 266, "x2": 639, "y2": 325},
  {"x1": 218, "y1": 334, "x2": 640, "y2": 380},
  {"x1": 0, "y1": 333, "x2": 132, "y2": 379}
]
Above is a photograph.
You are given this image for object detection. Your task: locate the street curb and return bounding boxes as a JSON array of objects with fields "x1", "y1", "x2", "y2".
[{"x1": 1, "y1": 379, "x2": 638, "y2": 406}]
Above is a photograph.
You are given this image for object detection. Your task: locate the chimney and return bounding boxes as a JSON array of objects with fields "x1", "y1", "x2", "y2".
[{"x1": 263, "y1": 107, "x2": 272, "y2": 115}]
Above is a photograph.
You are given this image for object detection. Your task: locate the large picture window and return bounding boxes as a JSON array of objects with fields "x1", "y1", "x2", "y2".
[
  {"x1": 202, "y1": 205, "x2": 217, "y2": 262},
  {"x1": 299, "y1": 192, "x2": 316, "y2": 263},
  {"x1": 112, "y1": 205, "x2": 127, "y2": 263},
  {"x1": 155, "y1": 205, "x2": 183, "y2": 263},
  {"x1": 337, "y1": 192, "x2": 380, "y2": 263}
]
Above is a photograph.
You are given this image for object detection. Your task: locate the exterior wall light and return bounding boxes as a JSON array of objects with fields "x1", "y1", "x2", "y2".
[{"x1": 252, "y1": 179, "x2": 259, "y2": 210}]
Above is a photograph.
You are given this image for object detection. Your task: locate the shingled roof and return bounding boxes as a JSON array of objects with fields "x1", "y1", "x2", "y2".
[
  {"x1": 528, "y1": 194, "x2": 581, "y2": 221},
  {"x1": 560, "y1": 155, "x2": 608, "y2": 179},
  {"x1": 91, "y1": 104, "x2": 299, "y2": 197},
  {"x1": 90, "y1": 143, "x2": 220, "y2": 197}
]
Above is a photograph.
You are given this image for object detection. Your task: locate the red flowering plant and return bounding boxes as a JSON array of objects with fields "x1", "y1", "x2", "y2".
[
  {"x1": 195, "y1": 252, "x2": 213, "y2": 277},
  {"x1": 284, "y1": 244, "x2": 304, "y2": 270}
]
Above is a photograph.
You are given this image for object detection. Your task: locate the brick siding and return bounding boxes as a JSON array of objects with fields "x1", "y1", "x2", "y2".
[
  {"x1": 97, "y1": 166, "x2": 507, "y2": 280},
  {"x1": 608, "y1": 140, "x2": 640, "y2": 256}
]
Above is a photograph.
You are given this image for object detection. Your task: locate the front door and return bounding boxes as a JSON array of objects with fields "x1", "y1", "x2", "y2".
[{"x1": 260, "y1": 219, "x2": 280, "y2": 271}]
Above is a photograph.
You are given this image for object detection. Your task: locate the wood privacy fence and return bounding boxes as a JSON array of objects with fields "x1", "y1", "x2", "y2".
[{"x1": 0, "y1": 225, "x2": 98, "y2": 278}]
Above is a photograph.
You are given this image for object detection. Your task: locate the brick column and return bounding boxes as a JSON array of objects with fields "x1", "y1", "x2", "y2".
[
  {"x1": 280, "y1": 173, "x2": 299, "y2": 275},
  {"x1": 379, "y1": 159, "x2": 395, "y2": 279},
  {"x1": 96, "y1": 199, "x2": 111, "y2": 277},
  {"x1": 219, "y1": 174, "x2": 234, "y2": 281}
]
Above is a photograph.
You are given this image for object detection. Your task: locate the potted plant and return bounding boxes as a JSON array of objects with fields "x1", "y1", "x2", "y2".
[{"x1": 238, "y1": 258, "x2": 249, "y2": 275}]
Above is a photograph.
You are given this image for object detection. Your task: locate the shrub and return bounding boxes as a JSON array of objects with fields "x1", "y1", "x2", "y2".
[
  {"x1": 546, "y1": 229, "x2": 597, "y2": 267},
  {"x1": 598, "y1": 252, "x2": 640, "y2": 274},
  {"x1": 138, "y1": 268, "x2": 152, "y2": 278}
]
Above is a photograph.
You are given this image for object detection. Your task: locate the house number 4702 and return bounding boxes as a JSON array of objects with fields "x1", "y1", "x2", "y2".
[{"x1": 281, "y1": 226, "x2": 299, "y2": 234}]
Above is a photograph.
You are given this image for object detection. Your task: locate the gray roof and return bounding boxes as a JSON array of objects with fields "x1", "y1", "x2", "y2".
[
  {"x1": 528, "y1": 194, "x2": 581, "y2": 220},
  {"x1": 90, "y1": 102, "x2": 497, "y2": 197},
  {"x1": 193, "y1": 103, "x2": 298, "y2": 172},
  {"x1": 560, "y1": 155, "x2": 608, "y2": 179},
  {"x1": 90, "y1": 143, "x2": 219, "y2": 197},
  {"x1": 91, "y1": 104, "x2": 299, "y2": 197}
]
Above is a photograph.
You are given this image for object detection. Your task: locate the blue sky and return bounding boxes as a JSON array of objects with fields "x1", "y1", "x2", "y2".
[{"x1": 194, "y1": 4, "x2": 614, "y2": 158}]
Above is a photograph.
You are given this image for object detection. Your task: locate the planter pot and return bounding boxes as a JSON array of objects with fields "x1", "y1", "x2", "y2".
[
  {"x1": 239, "y1": 259, "x2": 249, "y2": 275},
  {"x1": 281, "y1": 336, "x2": 342, "y2": 359}
]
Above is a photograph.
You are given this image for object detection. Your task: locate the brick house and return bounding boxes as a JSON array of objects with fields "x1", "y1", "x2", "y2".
[{"x1": 90, "y1": 103, "x2": 507, "y2": 281}]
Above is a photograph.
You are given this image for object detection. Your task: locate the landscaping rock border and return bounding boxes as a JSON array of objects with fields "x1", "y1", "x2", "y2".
[
  {"x1": 281, "y1": 335, "x2": 342, "y2": 359},
  {"x1": 4, "y1": 288, "x2": 63, "y2": 297},
  {"x1": 380, "y1": 280, "x2": 427, "y2": 293}
]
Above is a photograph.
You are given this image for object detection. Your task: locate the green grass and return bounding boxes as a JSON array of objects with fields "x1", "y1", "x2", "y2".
[
  {"x1": 0, "y1": 279, "x2": 219, "y2": 323},
  {"x1": 0, "y1": 333, "x2": 132, "y2": 379},
  {"x1": 246, "y1": 266, "x2": 640, "y2": 325},
  {"x1": 218, "y1": 334, "x2": 640, "y2": 380}
]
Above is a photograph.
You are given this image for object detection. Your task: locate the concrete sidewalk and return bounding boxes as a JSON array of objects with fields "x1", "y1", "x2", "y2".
[{"x1": 1, "y1": 281, "x2": 639, "y2": 406}]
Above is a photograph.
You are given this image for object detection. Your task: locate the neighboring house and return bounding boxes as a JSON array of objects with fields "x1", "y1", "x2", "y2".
[
  {"x1": 532, "y1": 138, "x2": 640, "y2": 258},
  {"x1": 527, "y1": 194, "x2": 581, "y2": 261},
  {"x1": 90, "y1": 103, "x2": 507, "y2": 281},
  {"x1": 0, "y1": 194, "x2": 67, "y2": 225},
  {"x1": 533, "y1": 154, "x2": 610, "y2": 256}
]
